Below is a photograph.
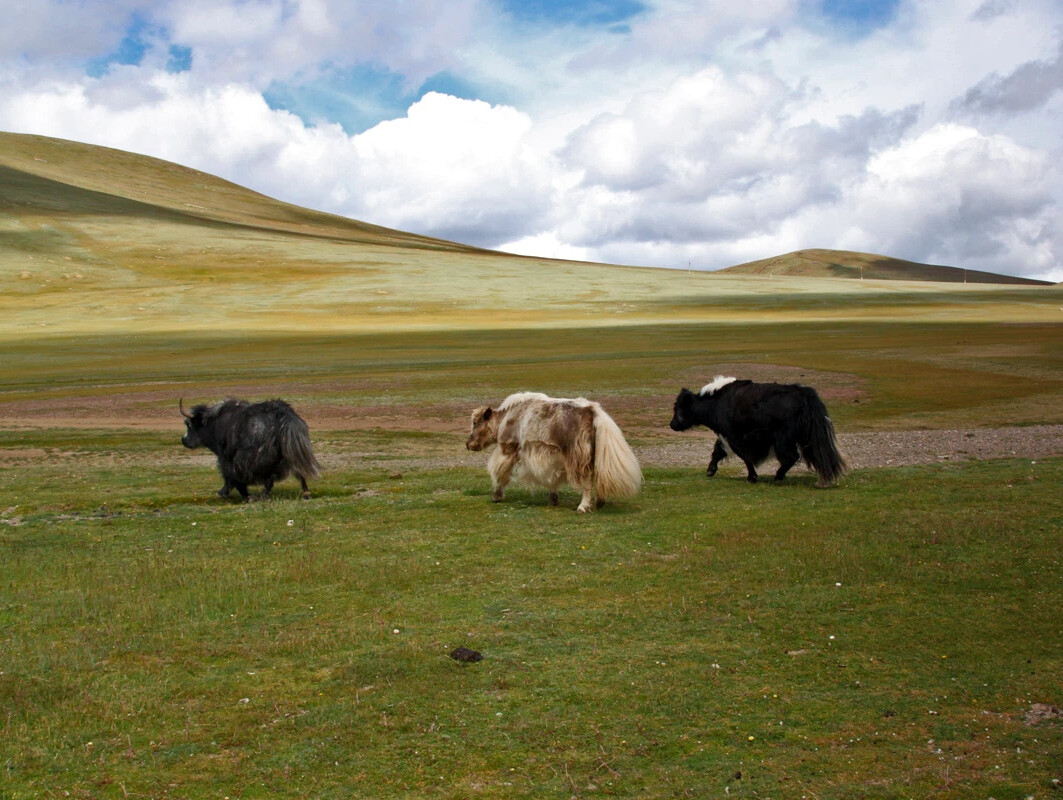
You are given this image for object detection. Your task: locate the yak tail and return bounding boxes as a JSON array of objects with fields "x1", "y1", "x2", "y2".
[
  {"x1": 592, "y1": 405, "x2": 642, "y2": 500},
  {"x1": 801, "y1": 390, "x2": 848, "y2": 488},
  {"x1": 281, "y1": 414, "x2": 321, "y2": 481}
]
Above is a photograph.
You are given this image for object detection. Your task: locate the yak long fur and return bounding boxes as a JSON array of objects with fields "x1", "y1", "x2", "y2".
[{"x1": 466, "y1": 391, "x2": 642, "y2": 512}]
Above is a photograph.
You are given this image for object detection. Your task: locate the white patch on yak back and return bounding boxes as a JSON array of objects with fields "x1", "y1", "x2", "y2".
[
  {"x1": 700, "y1": 376, "x2": 736, "y2": 396},
  {"x1": 498, "y1": 391, "x2": 551, "y2": 410},
  {"x1": 499, "y1": 392, "x2": 595, "y2": 411}
]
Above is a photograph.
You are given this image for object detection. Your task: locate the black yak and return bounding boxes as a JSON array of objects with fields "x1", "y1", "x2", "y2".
[
  {"x1": 669, "y1": 376, "x2": 847, "y2": 487},
  {"x1": 180, "y1": 398, "x2": 321, "y2": 500},
  {"x1": 466, "y1": 392, "x2": 642, "y2": 512}
]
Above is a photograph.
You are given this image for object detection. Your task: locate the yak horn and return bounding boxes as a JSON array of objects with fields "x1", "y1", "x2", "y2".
[{"x1": 179, "y1": 398, "x2": 193, "y2": 418}]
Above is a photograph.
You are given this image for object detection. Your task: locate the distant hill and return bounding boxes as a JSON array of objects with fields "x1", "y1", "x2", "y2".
[
  {"x1": 2, "y1": 131, "x2": 1059, "y2": 337},
  {"x1": 720, "y1": 248, "x2": 1053, "y2": 286}
]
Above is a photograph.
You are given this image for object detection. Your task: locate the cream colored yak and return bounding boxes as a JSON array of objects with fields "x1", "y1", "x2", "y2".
[{"x1": 466, "y1": 392, "x2": 642, "y2": 512}]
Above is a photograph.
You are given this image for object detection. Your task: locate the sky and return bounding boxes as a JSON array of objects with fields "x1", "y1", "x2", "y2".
[{"x1": 2, "y1": 0, "x2": 1062, "y2": 280}]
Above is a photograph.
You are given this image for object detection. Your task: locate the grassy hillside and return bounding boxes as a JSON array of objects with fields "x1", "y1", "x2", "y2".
[
  {"x1": 721, "y1": 248, "x2": 1053, "y2": 285},
  {"x1": 0, "y1": 132, "x2": 480, "y2": 251},
  {"x1": 2, "y1": 132, "x2": 1060, "y2": 338}
]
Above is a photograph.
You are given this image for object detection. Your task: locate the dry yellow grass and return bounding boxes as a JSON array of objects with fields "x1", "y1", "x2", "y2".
[{"x1": 2, "y1": 132, "x2": 1061, "y2": 338}]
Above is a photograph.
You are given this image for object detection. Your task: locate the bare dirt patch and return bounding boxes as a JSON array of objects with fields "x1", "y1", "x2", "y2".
[
  {"x1": 1025, "y1": 703, "x2": 1063, "y2": 726},
  {"x1": 0, "y1": 391, "x2": 471, "y2": 434}
]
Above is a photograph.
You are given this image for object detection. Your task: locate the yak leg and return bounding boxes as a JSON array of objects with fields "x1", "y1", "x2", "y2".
[
  {"x1": 218, "y1": 479, "x2": 234, "y2": 498},
  {"x1": 575, "y1": 470, "x2": 597, "y2": 513},
  {"x1": 548, "y1": 463, "x2": 566, "y2": 507},
  {"x1": 706, "y1": 439, "x2": 728, "y2": 477},
  {"x1": 742, "y1": 460, "x2": 759, "y2": 483},
  {"x1": 773, "y1": 437, "x2": 800, "y2": 483},
  {"x1": 233, "y1": 482, "x2": 251, "y2": 501},
  {"x1": 298, "y1": 475, "x2": 311, "y2": 499},
  {"x1": 563, "y1": 460, "x2": 595, "y2": 512},
  {"x1": 489, "y1": 443, "x2": 520, "y2": 503},
  {"x1": 577, "y1": 487, "x2": 596, "y2": 513},
  {"x1": 260, "y1": 478, "x2": 274, "y2": 500}
]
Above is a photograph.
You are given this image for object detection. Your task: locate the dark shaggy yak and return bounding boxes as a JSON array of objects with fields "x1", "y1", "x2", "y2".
[
  {"x1": 180, "y1": 398, "x2": 321, "y2": 500},
  {"x1": 669, "y1": 377, "x2": 847, "y2": 487},
  {"x1": 466, "y1": 392, "x2": 642, "y2": 512}
]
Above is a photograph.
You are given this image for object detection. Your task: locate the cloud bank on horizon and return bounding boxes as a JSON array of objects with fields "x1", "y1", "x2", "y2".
[{"x1": 2, "y1": 0, "x2": 1061, "y2": 280}]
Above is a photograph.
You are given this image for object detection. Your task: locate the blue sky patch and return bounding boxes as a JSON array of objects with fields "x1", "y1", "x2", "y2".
[
  {"x1": 86, "y1": 13, "x2": 154, "y2": 77},
  {"x1": 167, "y1": 45, "x2": 192, "y2": 74},
  {"x1": 265, "y1": 64, "x2": 510, "y2": 134},
  {"x1": 264, "y1": 64, "x2": 413, "y2": 134},
  {"x1": 417, "y1": 71, "x2": 510, "y2": 106},
  {"x1": 819, "y1": 0, "x2": 900, "y2": 31},
  {"x1": 495, "y1": 0, "x2": 647, "y2": 28}
]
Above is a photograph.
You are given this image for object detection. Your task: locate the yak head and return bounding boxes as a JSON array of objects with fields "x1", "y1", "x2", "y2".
[
  {"x1": 179, "y1": 399, "x2": 211, "y2": 449},
  {"x1": 669, "y1": 388, "x2": 698, "y2": 432},
  {"x1": 466, "y1": 405, "x2": 499, "y2": 451}
]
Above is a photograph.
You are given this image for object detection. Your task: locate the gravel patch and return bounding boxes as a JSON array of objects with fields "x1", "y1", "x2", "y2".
[{"x1": 631, "y1": 425, "x2": 1063, "y2": 470}]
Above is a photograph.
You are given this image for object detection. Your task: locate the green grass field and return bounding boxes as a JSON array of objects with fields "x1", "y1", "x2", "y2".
[{"x1": 2, "y1": 446, "x2": 1062, "y2": 799}]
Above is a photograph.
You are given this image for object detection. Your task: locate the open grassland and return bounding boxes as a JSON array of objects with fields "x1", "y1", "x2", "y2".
[
  {"x1": 3, "y1": 131, "x2": 1063, "y2": 798},
  {"x1": 3, "y1": 321, "x2": 1063, "y2": 435},
  {"x1": 1, "y1": 447, "x2": 1061, "y2": 799},
  {"x1": 4, "y1": 253, "x2": 1060, "y2": 335}
]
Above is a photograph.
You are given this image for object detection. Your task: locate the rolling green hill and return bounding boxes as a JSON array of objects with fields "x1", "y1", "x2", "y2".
[
  {"x1": 721, "y1": 247, "x2": 1053, "y2": 285},
  {"x1": 1, "y1": 131, "x2": 1059, "y2": 338}
]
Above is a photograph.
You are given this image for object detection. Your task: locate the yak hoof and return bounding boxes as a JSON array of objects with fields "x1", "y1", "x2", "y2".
[
  {"x1": 706, "y1": 466, "x2": 717, "y2": 477},
  {"x1": 301, "y1": 491, "x2": 312, "y2": 500},
  {"x1": 549, "y1": 492, "x2": 559, "y2": 506}
]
